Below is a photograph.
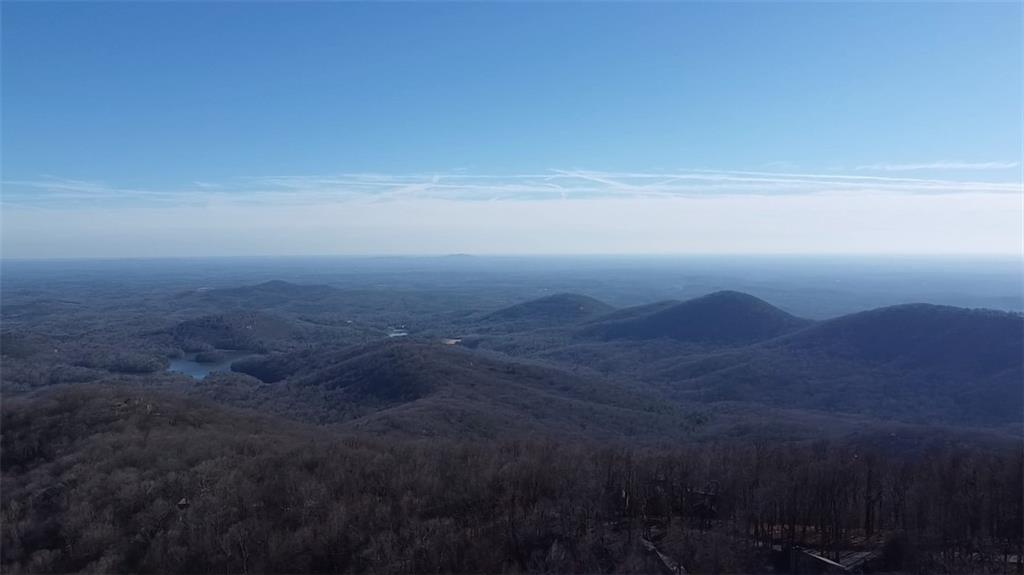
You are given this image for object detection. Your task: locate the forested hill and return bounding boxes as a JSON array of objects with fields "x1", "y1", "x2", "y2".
[
  {"x1": 580, "y1": 290, "x2": 811, "y2": 344},
  {"x1": 169, "y1": 311, "x2": 300, "y2": 353},
  {"x1": 483, "y1": 293, "x2": 615, "y2": 327},
  {"x1": 776, "y1": 303, "x2": 1024, "y2": 374},
  {"x1": 654, "y1": 303, "x2": 1024, "y2": 427},
  {"x1": 225, "y1": 339, "x2": 690, "y2": 439},
  {"x1": 177, "y1": 280, "x2": 341, "y2": 306}
]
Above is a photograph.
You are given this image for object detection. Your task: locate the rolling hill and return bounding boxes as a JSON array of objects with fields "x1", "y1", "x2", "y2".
[
  {"x1": 178, "y1": 280, "x2": 341, "y2": 307},
  {"x1": 581, "y1": 290, "x2": 811, "y2": 344},
  {"x1": 655, "y1": 303, "x2": 1024, "y2": 427},
  {"x1": 482, "y1": 293, "x2": 615, "y2": 328},
  {"x1": 776, "y1": 303, "x2": 1023, "y2": 375},
  {"x1": 225, "y1": 339, "x2": 692, "y2": 439}
]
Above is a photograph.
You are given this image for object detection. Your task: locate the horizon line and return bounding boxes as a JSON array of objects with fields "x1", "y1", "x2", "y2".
[{"x1": 3, "y1": 252, "x2": 1021, "y2": 263}]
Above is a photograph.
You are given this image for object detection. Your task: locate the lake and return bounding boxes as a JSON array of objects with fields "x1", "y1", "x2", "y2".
[{"x1": 167, "y1": 350, "x2": 255, "y2": 380}]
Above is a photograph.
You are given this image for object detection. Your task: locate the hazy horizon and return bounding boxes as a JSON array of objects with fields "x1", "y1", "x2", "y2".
[{"x1": 3, "y1": 252, "x2": 1023, "y2": 262}]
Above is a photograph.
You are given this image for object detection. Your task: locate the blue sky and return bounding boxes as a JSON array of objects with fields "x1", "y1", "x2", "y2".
[{"x1": 2, "y1": 2, "x2": 1021, "y2": 257}]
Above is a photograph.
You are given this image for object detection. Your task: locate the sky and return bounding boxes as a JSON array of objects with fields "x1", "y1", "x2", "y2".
[{"x1": 1, "y1": 2, "x2": 1021, "y2": 258}]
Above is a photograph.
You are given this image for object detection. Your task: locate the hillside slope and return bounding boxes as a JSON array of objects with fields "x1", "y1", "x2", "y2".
[
  {"x1": 582, "y1": 290, "x2": 811, "y2": 344},
  {"x1": 177, "y1": 280, "x2": 341, "y2": 307},
  {"x1": 481, "y1": 293, "x2": 615, "y2": 328},
  {"x1": 225, "y1": 339, "x2": 692, "y2": 439},
  {"x1": 777, "y1": 304, "x2": 1023, "y2": 375},
  {"x1": 169, "y1": 311, "x2": 303, "y2": 353},
  {"x1": 656, "y1": 304, "x2": 1024, "y2": 426}
]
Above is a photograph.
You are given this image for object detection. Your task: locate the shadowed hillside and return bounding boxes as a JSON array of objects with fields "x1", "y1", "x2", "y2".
[
  {"x1": 657, "y1": 304, "x2": 1024, "y2": 427},
  {"x1": 585, "y1": 300, "x2": 681, "y2": 323},
  {"x1": 582, "y1": 291, "x2": 811, "y2": 344},
  {"x1": 227, "y1": 339, "x2": 692, "y2": 439},
  {"x1": 777, "y1": 303, "x2": 1024, "y2": 375},
  {"x1": 169, "y1": 311, "x2": 302, "y2": 353},
  {"x1": 482, "y1": 293, "x2": 615, "y2": 327}
]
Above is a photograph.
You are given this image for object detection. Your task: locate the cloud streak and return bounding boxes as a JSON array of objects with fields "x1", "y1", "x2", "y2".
[
  {"x1": 855, "y1": 161, "x2": 1020, "y2": 171},
  {"x1": 2, "y1": 168, "x2": 1020, "y2": 209}
]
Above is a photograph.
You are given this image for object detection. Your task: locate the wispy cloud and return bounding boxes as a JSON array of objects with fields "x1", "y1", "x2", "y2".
[
  {"x1": 2, "y1": 168, "x2": 1020, "y2": 209},
  {"x1": 855, "y1": 161, "x2": 1020, "y2": 171}
]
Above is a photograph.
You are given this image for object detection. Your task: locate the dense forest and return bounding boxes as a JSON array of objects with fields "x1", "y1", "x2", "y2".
[{"x1": 3, "y1": 386, "x2": 1021, "y2": 574}]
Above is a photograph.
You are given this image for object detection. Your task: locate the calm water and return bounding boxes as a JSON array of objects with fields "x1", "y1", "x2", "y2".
[{"x1": 168, "y1": 350, "x2": 255, "y2": 380}]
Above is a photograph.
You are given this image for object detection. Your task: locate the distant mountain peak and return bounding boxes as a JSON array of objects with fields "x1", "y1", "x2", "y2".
[
  {"x1": 256, "y1": 279, "x2": 299, "y2": 288},
  {"x1": 696, "y1": 289, "x2": 767, "y2": 302}
]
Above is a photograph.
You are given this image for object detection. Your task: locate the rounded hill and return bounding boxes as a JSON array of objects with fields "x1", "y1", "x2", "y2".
[
  {"x1": 582, "y1": 290, "x2": 811, "y2": 344},
  {"x1": 776, "y1": 303, "x2": 1024, "y2": 375},
  {"x1": 485, "y1": 293, "x2": 614, "y2": 325}
]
